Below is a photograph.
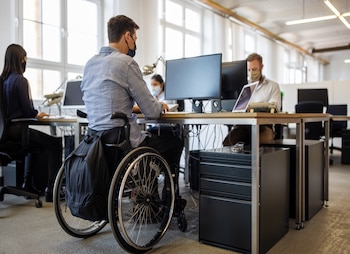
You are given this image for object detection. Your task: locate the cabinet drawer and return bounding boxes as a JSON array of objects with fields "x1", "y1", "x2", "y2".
[
  {"x1": 200, "y1": 177, "x2": 251, "y2": 200},
  {"x1": 199, "y1": 194, "x2": 252, "y2": 253},
  {"x1": 200, "y1": 162, "x2": 253, "y2": 183}
]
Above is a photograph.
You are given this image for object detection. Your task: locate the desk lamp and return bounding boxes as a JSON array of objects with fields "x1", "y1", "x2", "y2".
[{"x1": 142, "y1": 56, "x2": 165, "y2": 76}]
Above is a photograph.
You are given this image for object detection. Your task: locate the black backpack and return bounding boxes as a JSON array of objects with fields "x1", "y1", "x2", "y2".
[{"x1": 65, "y1": 132, "x2": 110, "y2": 221}]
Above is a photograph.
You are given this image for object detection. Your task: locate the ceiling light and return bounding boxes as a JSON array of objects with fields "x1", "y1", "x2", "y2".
[
  {"x1": 286, "y1": 15, "x2": 336, "y2": 25},
  {"x1": 324, "y1": 0, "x2": 350, "y2": 29},
  {"x1": 345, "y1": 59, "x2": 350, "y2": 63},
  {"x1": 339, "y1": 15, "x2": 350, "y2": 28},
  {"x1": 286, "y1": 12, "x2": 350, "y2": 26}
]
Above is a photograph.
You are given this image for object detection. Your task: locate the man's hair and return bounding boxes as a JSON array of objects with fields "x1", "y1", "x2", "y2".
[
  {"x1": 107, "y1": 15, "x2": 139, "y2": 43},
  {"x1": 246, "y1": 53, "x2": 263, "y2": 65}
]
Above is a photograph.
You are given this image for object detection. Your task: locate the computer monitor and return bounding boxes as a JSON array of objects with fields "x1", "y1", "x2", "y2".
[
  {"x1": 62, "y1": 79, "x2": 85, "y2": 109},
  {"x1": 165, "y1": 53, "x2": 222, "y2": 113},
  {"x1": 221, "y1": 60, "x2": 247, "y2": 100},
  {"x1": 297, "y1": 88, "x2": 329, "y2": 107}
]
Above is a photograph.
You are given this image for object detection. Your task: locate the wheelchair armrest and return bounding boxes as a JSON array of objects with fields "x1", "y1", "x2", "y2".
[
  {"x1": 77, "y1": 109, "x2": 87, "y2": 118},
  {"x1": 110, "y1": 112, "x2": 130, "y2": 143},
  {"x1": 111, "y1": 112, "x2": 129, "y2": 125}
]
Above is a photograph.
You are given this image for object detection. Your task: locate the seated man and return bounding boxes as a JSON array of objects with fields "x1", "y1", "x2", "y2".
[
  {"x1": 223, "y1": 53, "x2": 281, "y2": 146},
  {"x1": 81, "y1": 16, "x2": 185, "y2": 212}
]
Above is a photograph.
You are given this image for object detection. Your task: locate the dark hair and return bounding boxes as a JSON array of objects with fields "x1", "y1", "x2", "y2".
[
  {"x1": 151, "y1": 74, "x2": 165, "y2": 91},
  {"x1": 0, "y1": 44, "x2": 27, "y2": 82},
  {"x1": 107, "y1": 15, "x2": 140, "y2": 43},
  {"x1": 151, "y1": 74, "x2": 164, "y2": 84},
  {"x1": 246, "y1": 53, "x2": 263, "y2": 65}
]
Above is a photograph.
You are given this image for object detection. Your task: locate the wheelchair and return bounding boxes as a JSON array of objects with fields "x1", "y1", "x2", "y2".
[{"x1": 53, "y1": 111, "x2": 187, "y2": 253}]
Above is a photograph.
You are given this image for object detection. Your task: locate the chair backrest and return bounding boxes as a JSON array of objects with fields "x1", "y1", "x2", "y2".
[
  {"x1": 295, "y1": 101, "x2": 324, "y2": 140},
  {"x1": 295, "y1": 101, "x2": 324, "y2": 114},
  {"x1": 327, "y1": 104, "x2": 348, "y2": 133},
  {"x1": 0, "y1": 79, "x2": 8, "y2": 142}
]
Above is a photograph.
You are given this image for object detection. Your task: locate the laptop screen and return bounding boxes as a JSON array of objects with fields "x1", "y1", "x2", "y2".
[
  {"x1": 232, "y1": 81, "x2": 258, "y2": 112},
  {"x1": 62, "y1": 79, "x2": 85, "y2": 109}
]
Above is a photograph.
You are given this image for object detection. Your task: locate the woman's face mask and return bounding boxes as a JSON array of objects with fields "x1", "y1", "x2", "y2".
[
  {"x1": 21, "y1": 61, "x2": 27, "y2": 73},
  {"x1": 151, "y1": 85, "x2": 162, "y2": 96}
]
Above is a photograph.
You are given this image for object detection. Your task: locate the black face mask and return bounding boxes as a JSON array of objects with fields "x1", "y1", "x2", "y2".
[
  {"x1": 21, "y1": 61, "x2": 26, "y2": 73},
  {"x1": 126, "y1": 37, "x2": 137, "y2": 57}
]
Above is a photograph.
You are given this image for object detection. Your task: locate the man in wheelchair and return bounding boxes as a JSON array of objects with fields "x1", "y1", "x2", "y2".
[{"x1": 80, "y1": 15, "x2": 185, "y2": 216}]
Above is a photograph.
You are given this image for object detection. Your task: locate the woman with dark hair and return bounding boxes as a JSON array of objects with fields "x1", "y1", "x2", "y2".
[
  {"x1": 150, "y1": 74, "x2": 166, "y2": 101},
  {"x1": 1, "y1": 44, "x2": 62, "y2": 202},
  {"x1": 133, "y1": 73, "x2": 182, "y2": 112}
]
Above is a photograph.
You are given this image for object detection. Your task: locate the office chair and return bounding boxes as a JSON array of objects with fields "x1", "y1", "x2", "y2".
[
  {"x1": 0, "y1": 82, "x2": 42, "y2": 208},
  {"x1": 295, "y1": 101, "x2": 324, "y2": 140},
  {"x1": 327, "y1": 104, "x2": 348, "y2": 154}
]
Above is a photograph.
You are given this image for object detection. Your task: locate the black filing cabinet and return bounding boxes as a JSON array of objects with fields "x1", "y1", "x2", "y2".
[
  {"x1": 198, "y1": 147, "x2": 289, "y2": 254},
  {"x1": 342, "y1": 130, "x2": 350, "y2": 164},
  {"x1": 262, "y1": 139, "x2": 324, "y2": 220}
]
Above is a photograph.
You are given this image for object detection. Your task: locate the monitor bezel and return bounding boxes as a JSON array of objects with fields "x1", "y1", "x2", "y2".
[
  {"x1": 164, "y1": 53, "x2": 222, "y2": 101},
  {"x1": 221, "y1": 60, "x2": 247, "y2": 100}
]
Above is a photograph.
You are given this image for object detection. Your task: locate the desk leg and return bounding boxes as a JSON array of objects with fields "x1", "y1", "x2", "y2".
[
  {"x1": 183, "y1": 125, "x2": 190, "y2": 184},
  {"x1": 324, "y1": 119, "x2": 329, "y2": 207},
  {"x1": 50, "y1": 125, "x2": 57, "y2": 136},
  {"x1": 75, "y1": 122, "x2": 81, "y2": 149},
  {"x1": 295, "y1": 122, "x2": 305, "y2": 229},
  {"x1": 251, "y1": 124, "x2": 259, "y2": 254}
]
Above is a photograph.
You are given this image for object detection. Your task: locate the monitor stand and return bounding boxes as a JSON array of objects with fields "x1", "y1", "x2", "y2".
[{"x1": 192, "y1": 99, "x2": 203, "y2": 113}]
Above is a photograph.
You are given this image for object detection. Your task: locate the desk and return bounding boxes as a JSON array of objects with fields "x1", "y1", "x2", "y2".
[
  {"x1": 136, "y1": 111, "x2": 330, "y2": 254},
  {"x1": 35, "y1": 117, "x2": 78, "y2": 136},
  {"x1": 76, "y1": 112, "x2": 329, "y2": 254},
  {"x1": 35, "y1": 117, "x2": 78, "y2": 159},
  {"x1": 329, "y1": 115, "x2": 350, "y2": 121}
]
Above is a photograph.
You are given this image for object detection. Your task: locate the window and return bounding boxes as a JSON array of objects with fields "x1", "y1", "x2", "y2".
[
  {"x1": 284, "y1": 50, "x2": 307, "y2": 84},
  {"x1": 23, "y1": 0, "x2": 61, "y2": 62},
  {"x1": 21, "y1": 0, "x2": 101, "y2": 99},
  {"x1": 160, "y1": 0, "x2": 202, "y2": 60},
  {"x1": 67, "y1": 0, "x2": 99, "y2": 66},
  {"x1": 244, "y1": 32, "x2": 255, "y2": 57}
]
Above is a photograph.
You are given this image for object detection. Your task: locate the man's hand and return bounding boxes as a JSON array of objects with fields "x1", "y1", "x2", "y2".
[{"x1": 160, "y1": 102, "x2": 169, "y2": 113}]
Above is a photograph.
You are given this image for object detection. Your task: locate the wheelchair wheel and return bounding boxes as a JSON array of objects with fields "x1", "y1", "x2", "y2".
[
  {"x1": 53, "y1": 165, "x2": 108, "y2": 238},
  {"x1": 108, "y1": 147, "x2": 175, "y2": 253}
]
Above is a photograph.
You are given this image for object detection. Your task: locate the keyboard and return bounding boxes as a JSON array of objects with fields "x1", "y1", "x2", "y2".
[
  {"x1": 167, "y1": 104, "x2": 179, "y2": 112},
  {"x1": 43, "y1": 115, "x2": 75, "y2": 119}
]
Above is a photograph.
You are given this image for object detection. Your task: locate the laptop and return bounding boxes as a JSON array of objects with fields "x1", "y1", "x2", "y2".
[
  {"x1": 232, "y1": 81, "x2": 258, "y2": 112},
  {"x1": 61, "y1": 79, "x2": 85, "y2": 110}
]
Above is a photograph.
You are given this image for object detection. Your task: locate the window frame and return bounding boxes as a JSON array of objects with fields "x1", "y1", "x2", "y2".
[
  {"x1": 159, "y1": 0, "x2": 203, "y2": 60},
  {"x1": 18, "y1": 0, "x2": 103, "y2": 99}
]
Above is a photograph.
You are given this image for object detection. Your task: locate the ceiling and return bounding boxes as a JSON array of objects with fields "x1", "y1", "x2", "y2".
[{"x1": 196, "y1": 0, "x2": 350, "y2": 62}]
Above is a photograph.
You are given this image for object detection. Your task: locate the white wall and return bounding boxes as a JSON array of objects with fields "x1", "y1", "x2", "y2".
[
  {"x1": 280, "y1": 80, "x2": 350, "y2": 113},
  {"x1": 0, "y1": 0, "x2": 17, "y2": 72},
  {"x1": 324, "y1": 51, "x2": 350, "y2": 81}
]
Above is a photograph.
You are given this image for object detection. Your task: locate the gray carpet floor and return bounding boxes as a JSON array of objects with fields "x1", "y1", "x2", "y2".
[{"x1": 1, "y1": 151, "x2": 350, "y2": 254}]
